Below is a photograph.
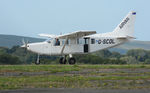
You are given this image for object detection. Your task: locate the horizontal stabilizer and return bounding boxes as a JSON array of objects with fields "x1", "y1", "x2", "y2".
[{"x1": 117, "y1": 35, "x2": 136, "y2": 39}]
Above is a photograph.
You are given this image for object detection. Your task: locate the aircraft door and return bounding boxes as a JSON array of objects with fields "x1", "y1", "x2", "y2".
[{"x1": 84, "y1": 38, "x2": 89, "y2": 53}]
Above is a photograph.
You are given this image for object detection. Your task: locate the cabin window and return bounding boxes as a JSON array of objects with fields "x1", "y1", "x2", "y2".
[
  {"x1": 61, "y1": 39, "x2": 69, "y2": 45},
  {"x1": 77, "y1": 38, "x2": 83, "y2": 44},
  {"x1": 62, "y1": 40, "x2": 65, "y2": 45},
  {"x1": 84, "y1": 38, "x2": 89, "y2": 44},
  {"x1": 66, "y1": 39, "x2": 70, "y2": 45},
  {"x1": 91, "y1": 39, "x2": 95, "y2": 44}
]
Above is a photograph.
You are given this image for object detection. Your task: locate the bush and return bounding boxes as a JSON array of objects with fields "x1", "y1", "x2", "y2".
[{"x1": 0, "y1": 53, "x2": 22, "y2": 65}]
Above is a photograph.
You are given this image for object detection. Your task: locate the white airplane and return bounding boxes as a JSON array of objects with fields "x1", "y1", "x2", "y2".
[{"x1": 22, "y1": 11, "x2": 136, "y2": 65}]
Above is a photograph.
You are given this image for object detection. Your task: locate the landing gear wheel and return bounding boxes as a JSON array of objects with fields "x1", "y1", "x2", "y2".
[
  {"x1": 59, "y1": 57, "x2": 67, "y2": 64},
  {"x1": 69, "y1": 57, "x2": 76, "y2": 65},
  {"x1": 35, "y1": 60, "x2": 40, "y2": 65}
]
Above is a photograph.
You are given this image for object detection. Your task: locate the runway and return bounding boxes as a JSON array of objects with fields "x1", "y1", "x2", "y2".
[{"x1": 1, "y1": 88, "x2": 150, "y2": 93}]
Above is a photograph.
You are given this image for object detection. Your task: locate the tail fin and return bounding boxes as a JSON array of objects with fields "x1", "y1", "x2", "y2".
[{"x1": 113, "y1": 11, "x2": 136, "y2": 37}]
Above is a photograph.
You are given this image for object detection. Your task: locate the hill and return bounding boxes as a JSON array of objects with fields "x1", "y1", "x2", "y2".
[
  {"x1": 0, "y1": 34, "x2": 45, "y2": 48},
  {"x1": 0, "y1": 34, "x2": 150, "y2": 54},
  {"x1": 110, "y1": 40, "x2": 150, "y2": 54}
]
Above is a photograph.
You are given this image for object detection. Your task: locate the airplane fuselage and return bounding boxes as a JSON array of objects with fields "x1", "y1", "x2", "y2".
[{"x1": 27, "y1": 36, "x2": 128, "y2": 55}]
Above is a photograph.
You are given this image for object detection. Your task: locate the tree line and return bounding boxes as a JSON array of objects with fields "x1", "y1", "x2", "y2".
[{"x1": 0, "y1": 46, "x2": 150, "y2": 65}]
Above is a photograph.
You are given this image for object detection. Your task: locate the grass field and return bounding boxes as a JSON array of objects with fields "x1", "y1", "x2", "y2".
[{"x1": 0, "y1": 65, "x2": 150, "y2": 90}]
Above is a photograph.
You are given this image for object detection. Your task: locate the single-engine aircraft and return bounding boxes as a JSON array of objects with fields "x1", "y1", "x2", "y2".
[{"x1": 22, "y1": 11, "x2": 136, "y2": 65}]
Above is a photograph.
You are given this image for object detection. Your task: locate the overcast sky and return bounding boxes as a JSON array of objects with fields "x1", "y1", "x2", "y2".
[{"x1": 0, "y1": 0, "x2": 149, "y2": 41}]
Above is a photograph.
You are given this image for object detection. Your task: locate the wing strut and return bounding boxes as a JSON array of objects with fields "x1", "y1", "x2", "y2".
[{"x1": 60, "y1": 38, "x2": 68, "y2": 55}]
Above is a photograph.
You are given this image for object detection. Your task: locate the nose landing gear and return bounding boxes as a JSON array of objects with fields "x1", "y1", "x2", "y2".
[{"x1": 35, "y1": 54, "x2": 40, "y2": 65}]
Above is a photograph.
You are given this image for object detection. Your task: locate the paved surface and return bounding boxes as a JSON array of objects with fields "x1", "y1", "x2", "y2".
[
  {"x1": 1, "y1": 68, "x2": 150, "y2": 77},
  {"x1": 1, "y1": 88, "x2": 150, "y2": 93}
]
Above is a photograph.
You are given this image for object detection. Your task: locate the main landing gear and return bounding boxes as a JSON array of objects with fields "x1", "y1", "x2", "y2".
[
  {"x1": 59, "y1": 54, "x2": 76, "y2": 65},
  {"x1": 35, "y1": 54, "x2": 76, "y2": 65},
  {"x1": 59, "y1": 56, "x2": 67, "y2": 64}
]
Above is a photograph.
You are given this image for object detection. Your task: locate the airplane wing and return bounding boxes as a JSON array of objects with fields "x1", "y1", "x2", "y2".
[
  {"x1": 39, "y1": 31, "x2": 96, "y2": 39},
  {"x1": 58, "y1": 31, "x2": 96, "y2": 39},
  {"x1": 38, "y1": 33, "x2": 57, "y2": 38}
]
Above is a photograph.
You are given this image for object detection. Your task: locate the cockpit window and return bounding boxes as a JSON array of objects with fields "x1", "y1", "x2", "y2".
[
  {"x1": 46, "y1": 39, "x2": 51, "y2": 43},
  {"x1": 47, "y1": 40, "x2": 51, "y2": 43},
  {"x1": 45, "y1": 39, "x2": 51, "y2": 43}
]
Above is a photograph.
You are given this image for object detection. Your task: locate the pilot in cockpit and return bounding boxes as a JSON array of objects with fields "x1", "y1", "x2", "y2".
[{"x1": 55, "y1": 38, "x2": 60, "y2": 46}]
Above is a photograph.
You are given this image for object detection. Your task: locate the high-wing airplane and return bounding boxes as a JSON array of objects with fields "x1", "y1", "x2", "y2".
[{"x1": 22, "y1": 11, "x2": 136, "y2": 65}]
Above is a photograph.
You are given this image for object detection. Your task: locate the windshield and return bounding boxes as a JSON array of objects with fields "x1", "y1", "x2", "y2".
[{"x1": 45, "y1": 39, "x2": 52, "y2": 43}]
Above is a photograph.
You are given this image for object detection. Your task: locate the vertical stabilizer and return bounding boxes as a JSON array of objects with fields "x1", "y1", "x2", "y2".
[{"x1": 113, "y1": 11, "x2": 136, "y2": 37}]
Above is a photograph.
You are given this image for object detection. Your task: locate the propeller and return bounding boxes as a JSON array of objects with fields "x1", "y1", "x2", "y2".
[{"x1": 21, "y1": 38, "x2": 28, "y2": 49}]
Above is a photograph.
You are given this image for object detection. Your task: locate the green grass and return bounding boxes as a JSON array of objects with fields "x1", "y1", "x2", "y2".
[
  {"x1": 1, "y1": 75, "x2": 150, "y2": 89},
  {"x1": 0, "y1": 65, "x2": 80, "y2": 73},
  {"x1": 79, "y1": 64, "x2": 149, "y2": 69},
  {"x1": 0, "y1": 64, "x2": 150, "y2": 90},
  {"x1": 0, "y1": 64, "x2": 149, "y2": 72},
  {"x1": 89, "y1": 72, "x2": 150, "y2": 76}
]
